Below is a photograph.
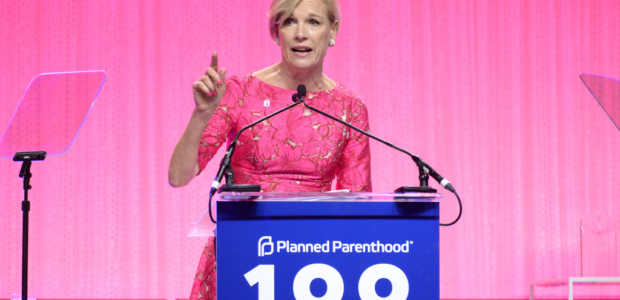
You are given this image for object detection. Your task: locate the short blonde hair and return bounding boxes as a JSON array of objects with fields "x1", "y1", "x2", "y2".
[{"x1": 268, "y1": 0, "x2": 340, "y2": 41}]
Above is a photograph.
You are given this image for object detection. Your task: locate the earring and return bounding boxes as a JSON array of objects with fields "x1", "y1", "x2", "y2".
[{"x1": 329, "y1": 39, "x2": 335, "y2": 47}]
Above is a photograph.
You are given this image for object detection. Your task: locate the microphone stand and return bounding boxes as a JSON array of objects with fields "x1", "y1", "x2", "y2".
[
  {"x1": 207, "y1": 90, "x2": 305, "y2": 223},
  {"x1": 301, "y1": 93, "x2": 462, "y2": 226},
  {"x1": 13, "y1": 151, "x2": 46, "y2": 300},
  {"x1": 207, "y1": 85, "x2": 462, "y2": 225},
  {"x1": 300, "y1": 100, "x2": 436, "y2": 193}
]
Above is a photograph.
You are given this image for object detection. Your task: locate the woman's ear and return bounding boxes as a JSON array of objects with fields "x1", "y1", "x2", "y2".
[
  {"x1": 273, "y1": 28, "x2": 281, "y2": 45},
  {"x1": 329, "y1": 20, "x2": 340, "y2": 41}
]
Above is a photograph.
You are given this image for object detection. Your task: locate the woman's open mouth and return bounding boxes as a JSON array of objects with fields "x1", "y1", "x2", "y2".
[{"x1": 292, "y1": 46, "x2": 313, "y2": 56}]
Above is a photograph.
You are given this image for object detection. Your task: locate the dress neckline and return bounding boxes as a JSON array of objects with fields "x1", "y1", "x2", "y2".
[{"x1": 248, "y1": 74, "x2": 341, "y2": 95}]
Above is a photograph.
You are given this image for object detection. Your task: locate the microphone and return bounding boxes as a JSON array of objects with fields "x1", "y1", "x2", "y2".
[
  {"x1": 298, "y1": 84, "x2": 453, "y2": 193},
  {"x1": 293, "y1": 84, "x2": 306, "y2": 102},
  {"x1": 208, "y1": 85, "x2": 306, "y2": 198},
  {"x1": 423, "y1": 163, "x2": 455, "y2": 193}
]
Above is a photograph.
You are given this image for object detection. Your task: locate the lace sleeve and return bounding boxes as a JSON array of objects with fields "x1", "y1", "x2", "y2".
[
  {"x1": 335, "y1": 97, "x2": 372, "y2": 192},
  {"x1": 197, "y1": 76, "x2": 244, "y2": 173}
]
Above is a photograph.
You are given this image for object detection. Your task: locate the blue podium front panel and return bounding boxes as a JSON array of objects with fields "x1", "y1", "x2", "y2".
[{"x1": 217, "y1": 193, "x2": 439, "y2": 300}]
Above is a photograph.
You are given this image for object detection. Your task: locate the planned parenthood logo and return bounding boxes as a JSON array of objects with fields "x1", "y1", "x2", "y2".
[
  {"x1": 258, "y1": 236, "x2": 413, "y2": 257},
  {"x1": 258, "y1": 236, "x2": 274, "y2": 257}
]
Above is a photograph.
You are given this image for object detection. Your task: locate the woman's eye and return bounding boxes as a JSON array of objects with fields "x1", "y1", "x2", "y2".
[
  {"x1": 310, "y1": 19, "x2": 321, "y2": 25},
  {"x1": 282, "y1": 18, "x2": 295, "y2": 26}
]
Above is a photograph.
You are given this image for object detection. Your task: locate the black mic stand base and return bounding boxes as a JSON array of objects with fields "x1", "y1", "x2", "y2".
[
  {"x1": 220, "y1": 184, "x2": 261, "y2": 193},
  {"x1": 395, "y1": 186, "x2": 437, "y2": 193}
]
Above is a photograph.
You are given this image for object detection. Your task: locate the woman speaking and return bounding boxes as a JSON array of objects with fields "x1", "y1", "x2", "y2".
[{"x1": 169, "y1": 0, "x2": 371, "y2": 298}]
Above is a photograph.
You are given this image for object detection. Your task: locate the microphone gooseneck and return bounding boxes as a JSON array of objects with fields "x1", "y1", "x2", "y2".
[
  {"x1": 297, "y1": 84, "x2": 431, "y2": 188},
  {"x1": 207, "y1": 86, "x2": 306, "y2": 223},
  {"x1": 298, "y1": 84, "x2": 461, "y2": 225}
]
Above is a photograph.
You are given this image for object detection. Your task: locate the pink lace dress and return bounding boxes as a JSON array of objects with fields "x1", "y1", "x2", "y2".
[{"x1": 189, "y1": 75, "x2": 372, "y2": 300}]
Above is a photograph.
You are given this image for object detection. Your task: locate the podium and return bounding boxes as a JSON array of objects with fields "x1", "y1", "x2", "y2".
[{"x1": 215, "y1": 192, "x2": 440, "y2": 299}]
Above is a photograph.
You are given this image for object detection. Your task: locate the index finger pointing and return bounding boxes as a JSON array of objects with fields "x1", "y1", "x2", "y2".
[{"x1": 210, "y1": 52, "x2": 218, "y2": 71}]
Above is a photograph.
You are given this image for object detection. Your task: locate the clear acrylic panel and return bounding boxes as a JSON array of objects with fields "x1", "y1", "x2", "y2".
[
  {"x1": 188, "y1": 192, "x2": 440, "y2": 237},
  {"x1": 580, "y1": 73, "x2": 620, "y2": 130},
  {"x1": 0, "y1": 71, "x2": 106, "y2": 158}
]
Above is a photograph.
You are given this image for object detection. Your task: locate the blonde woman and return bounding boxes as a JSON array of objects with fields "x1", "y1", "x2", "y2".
[{"x1": 169, "y1": 0, "x2": 371, "y2": 298}]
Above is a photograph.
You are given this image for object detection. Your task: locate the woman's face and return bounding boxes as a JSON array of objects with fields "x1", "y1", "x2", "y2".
[{"x1": 278, "y1": 0, "x2": 336, "y2": 72}]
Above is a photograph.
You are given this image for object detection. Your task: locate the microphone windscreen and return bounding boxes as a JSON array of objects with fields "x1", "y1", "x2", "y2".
[{"x1": 297, "y1": 84, "x2": 306, "y2": 97}]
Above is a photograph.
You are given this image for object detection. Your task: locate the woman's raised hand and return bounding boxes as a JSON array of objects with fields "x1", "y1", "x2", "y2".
[{"x1": 192, "y1": 52, "x2": 227, "y2": 114}]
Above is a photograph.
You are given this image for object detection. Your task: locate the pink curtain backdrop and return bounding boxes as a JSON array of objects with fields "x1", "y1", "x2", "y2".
[{"x1": 1, "y1": 0, "x2": 618, "y2": 298}]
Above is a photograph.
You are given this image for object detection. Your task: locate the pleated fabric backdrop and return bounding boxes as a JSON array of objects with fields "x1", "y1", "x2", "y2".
[{"x1": 0, "y1": 0, "x2": 618, "y2": 298}]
